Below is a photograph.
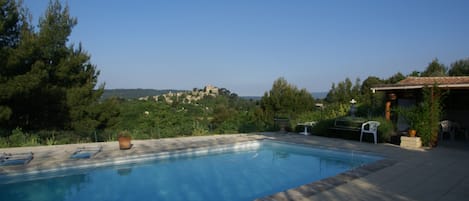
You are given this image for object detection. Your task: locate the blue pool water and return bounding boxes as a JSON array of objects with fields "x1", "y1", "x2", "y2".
[{"x1": 0, "y1": 140, "x2": 380, "y2": 201}]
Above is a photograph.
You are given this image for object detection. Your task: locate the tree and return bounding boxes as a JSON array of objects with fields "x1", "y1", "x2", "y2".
[
  {"x1": 361, "y1": 76, "x2": 383, "y2": 103},
  {"x1": 408, "y1": 71, "x2": 421, "y2": 77},
  {"x1": 260, "y1": 77, "x2": 314, "y2": 120},
  {"x1": 211, "y1": 104, "x2": 237, "y2": 131},
  {"x1": 0, "y1": 0, "x2": 106, "y2": 132},
  {"x1": 0, "y1": 0, "x2": 37, "y2": 124},
  {"x1": 0, "y1": 0, "x2": 23, "y2": 48},
  {"x1": 0, "y1": 0, "x2": 28, "y2": 121},
  {"x1": 421, "y1": 58, "x2": 447, "y2": 77},
  {"x1": 386, "y1": 72, "x2": 405, "y2": 83},
  {"x1": 448, "y1": 58, "x2": 469, "y2": 76},
  {"x1": 326, "y1": 78, "x2": 361, "y2": 104}
]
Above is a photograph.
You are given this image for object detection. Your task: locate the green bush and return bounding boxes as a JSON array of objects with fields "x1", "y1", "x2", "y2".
[
  {"x1": 311, "y1": 116, "x2": 395, "y2": 143},
  {"x1": 192, "y1": 121, "x2": 209, "y2": 136},
  {"x1": 23, "y1": 134, "x2": 40, "y2": 146},
  {"x1": 372, "y1": 117, "x2": 395, "y2": 142},
  {"x1": 135, "y1": 129, "x2": 154, "y2": 139},
  {"x1": 54, "y1": 131, "x2": 81, "y2": 145},
  {"x1": 294, "y1": 112, "x2": 321, "y2": 124},
  {"x1": 238, "y1": 121, "x2": 258, "y2": 133},
  {"x1": 7, "y1": 128, "x2": 41, "y2": 147},
  {"x1": 394, "y1": 86, "x2": 444, "y2": 146},
  {"x1": 418, "y1": 86, "x2": 443, "y2": 146},
  {"x1": 0, "y1": 137, "x2": 9, "y2": 148},
  {"x1": 100, "y1": 130, "x2": 117, "y2": 141},
  {"x1": 46, "y1": 134, "x2": 57, "y2": 146},
  {"x1": 9, "y1": 127, "x2": 26, "y2": 147},
  {"x1": 312, "y1": 119, "x2": 335, "y2": 136},
  {"x1": 322, "y1": 103, "x2": 350, "y2": 119}
]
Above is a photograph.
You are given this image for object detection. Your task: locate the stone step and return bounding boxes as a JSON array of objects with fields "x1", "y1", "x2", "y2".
[{"x1": 400, "y1": 136, "x2": 422, "y2": 148}]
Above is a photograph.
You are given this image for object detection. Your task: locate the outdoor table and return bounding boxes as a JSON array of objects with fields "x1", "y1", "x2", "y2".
[{"x1": 297, "y1": 122, "x2": 316, "y2": 136}]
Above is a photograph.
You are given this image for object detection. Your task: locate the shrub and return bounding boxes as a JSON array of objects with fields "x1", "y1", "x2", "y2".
[
  {"x1": 8, "y1": 127, "x2": 26, "y2": 147},
  {"x1": 394, "y1": 86, "x2": 444, "y2": 146},
  {"x1": 46, "y1": 134, "x2": 57, "y2": 146},
  {"x1": 312, "y1": 119, "x2": 335, "y2": 136},
  {"x1": 239, "y1": 122, "x2": 258, "y2": 133},
  {"x1": 294, "y1": 112, "x2": 322, "y2": 124},
  {"x1": 418, "y1": 86, "x2": 443, "y2": 146},
  {"x1": 0, "y1": 137, "x2": 9, "y2": 148},
  {"x1": 192, "y1": 121, "x2": 209, "y2": 136},
  {"x1": 54, "y1": 131, "x2": 82, "y2": 145},
  {"x1": 23, "y1": 134, "x2": 40, "y2": 147},
  {"x1": 7, "y1": 128, "x2": 41, "y2": 147},
  {"x1": 321, "y1": 103, "x2": 349, "y2": 119},
  {"x1": 372, "y1": 117, "x2": 395, "y2": 142}
]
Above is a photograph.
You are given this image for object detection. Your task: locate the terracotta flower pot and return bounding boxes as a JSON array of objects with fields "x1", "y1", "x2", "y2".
[
  {"x1": 118, "y1": 136, "x2": 132, "y2": 150},
  {"x1": 408, "y1": 129, "x2": 417, "y2": 137}
]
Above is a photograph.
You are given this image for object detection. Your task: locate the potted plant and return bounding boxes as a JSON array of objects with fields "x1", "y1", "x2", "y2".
[
  {"x1": 395, "y1": 86, "x2": 443, "y2": 146},
  {"x1": 118, "y1": 130, "x2": 132, "y2": 150},
  {"x1": 408, "y1": 128, "x2": 417, "y2": 137}
]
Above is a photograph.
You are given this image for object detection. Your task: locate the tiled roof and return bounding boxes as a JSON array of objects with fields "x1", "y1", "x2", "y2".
[
  {"x1": 371, "y1": 76, "x2": 469, "y2": 91},
  {"x1": 397, "y1": 76, "x2": 469, "y2": 85}
]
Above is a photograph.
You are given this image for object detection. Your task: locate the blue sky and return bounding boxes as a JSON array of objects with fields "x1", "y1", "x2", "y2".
[{"x1": 23, "y1": 0, "x2": 469, "y2": 96}]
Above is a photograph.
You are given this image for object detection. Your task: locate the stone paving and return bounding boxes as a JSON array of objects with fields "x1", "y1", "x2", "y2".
[
  {"x1": 0, "y1": 134, "x2": 263, "y2": 175},
  {"x1": 257, "y1": 133, "x2": 469, "y2": 201},
  {"x1": 1, "y1": 133, "x2": 468, "y2": 201}
]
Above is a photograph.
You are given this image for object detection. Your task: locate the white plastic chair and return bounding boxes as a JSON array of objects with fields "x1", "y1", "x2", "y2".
[
  {"x1": 439, "y1": 120, "x2": 455, "y2": 141},
  {"x1": 360, "y1": 121, "x2": 380, "y2": 144}
]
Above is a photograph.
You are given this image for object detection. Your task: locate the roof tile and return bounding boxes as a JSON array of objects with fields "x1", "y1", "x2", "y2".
[{"x1": 397, "y1": 76, "x2": 469, "y2": 85}]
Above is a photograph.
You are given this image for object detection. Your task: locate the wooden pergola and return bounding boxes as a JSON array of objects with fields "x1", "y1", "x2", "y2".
[{"x1": 371, "y1": 76, "x2": 469, "y2": 131}]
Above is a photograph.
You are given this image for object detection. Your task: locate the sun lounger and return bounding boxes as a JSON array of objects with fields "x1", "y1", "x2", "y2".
[
  {"x1": 0, "y1": 152, "x2": 34, "y2": 166},
  {"x1": 70, "y1": 146, "x2": 103, "y2": 159}
]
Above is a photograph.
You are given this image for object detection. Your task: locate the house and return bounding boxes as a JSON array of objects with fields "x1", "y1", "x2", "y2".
[{"x1": 371, "y1": 76, "x2": 469, "y2": 138}]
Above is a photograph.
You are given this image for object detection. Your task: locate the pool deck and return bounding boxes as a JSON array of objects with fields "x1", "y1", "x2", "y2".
[{"x1": 1, "y1": 133, "x2": 469, "y2": 201}]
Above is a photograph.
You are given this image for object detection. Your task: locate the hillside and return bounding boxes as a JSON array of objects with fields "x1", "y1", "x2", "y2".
[
  {"x1": 102, "y1": 89, "x2": 187, "y2": 100},
  {"x1": 312, "y1": 92, "x2": 328, "y2": 99},
  {"x1": 102, "y1": 89, "x2": 328, "y2": 100}
]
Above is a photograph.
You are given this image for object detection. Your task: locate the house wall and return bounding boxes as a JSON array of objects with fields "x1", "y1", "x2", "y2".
[
  {"x1": 378, "y1": 88, "x2": 469, "y2": 136},
  {"x1": 391, "y1": 89, "x2": 469, "y2": 136},
  {"x1": 443, "y1": 90, "x2": 469, "y2": 129},
  {"x1": 396, "y1": 98, "x2": 417, "y2": 132}
]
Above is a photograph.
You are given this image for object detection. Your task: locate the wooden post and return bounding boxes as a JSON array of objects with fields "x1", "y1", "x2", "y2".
[
  {"x1": 385, "y1": 101, "x2": 391, "y2": 121},
  {"x1": 385, "y1": 93, "x2": 396, "y2": 121}
]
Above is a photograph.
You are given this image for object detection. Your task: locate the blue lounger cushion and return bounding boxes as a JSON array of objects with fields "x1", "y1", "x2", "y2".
[
  {"x1": 0, "y1": 152, "x2": 34, "y2": 166},
  {"x1": 70, "y1": 146, "x2": 102, "y2": 159}
]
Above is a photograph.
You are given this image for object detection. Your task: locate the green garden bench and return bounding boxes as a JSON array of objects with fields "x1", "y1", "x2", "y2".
[{"x1": 329, "y1": 118, "x2": 365, "y2": 133}]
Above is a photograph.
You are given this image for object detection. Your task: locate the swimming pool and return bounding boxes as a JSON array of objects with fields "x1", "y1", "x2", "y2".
[{"x1": 0, "y1": 140, "x2": 381, "y2": 201}]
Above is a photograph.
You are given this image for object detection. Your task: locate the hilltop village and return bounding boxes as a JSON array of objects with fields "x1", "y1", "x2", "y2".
[{"x1": 138, "y1": 85, "x2": 221, "y2": 104}]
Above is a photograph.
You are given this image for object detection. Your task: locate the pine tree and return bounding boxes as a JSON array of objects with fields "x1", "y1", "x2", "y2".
[
  {"x1": 0, "y1": 0, "x2": 38, "y2": 125},
  {"x1": 448, "y1": 58, "x2": 469, "y2": 76},
  {"x1": 0, "y1": 0, "x2": 108, "y2": 132},
  {"x1": 421, "y1": 58, "x2": 447, "y2": 77},
  {"x1": 261, "y1": 77, "x2": 315, "y2": 120}
]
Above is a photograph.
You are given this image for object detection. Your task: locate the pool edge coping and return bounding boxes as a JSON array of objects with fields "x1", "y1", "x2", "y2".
[
  {"x1": 255, "y1": 158, "x2": 397, "y2": 201},
  {"x1": 0, "y1": 134, "x2": 398, "y2": 200},
  {"x1": 258, "y1": 139, "x2": 397, "y2": 200},
  {"x1": 0, "y1": 140, "x2": 264, "y2": 180}
]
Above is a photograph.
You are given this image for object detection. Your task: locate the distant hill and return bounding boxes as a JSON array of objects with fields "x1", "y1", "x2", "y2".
[
  {"x1": 240, "y1": 96, "x2": 262, "y2": 101},
  {"x1": 102, "y1": 89, "x2": 187, "y2": 100},
  {"x1": 240, "y1": 92, "x2": 327, "y2": 101},
  {"x1": 102, "y1": 89, "x2": 328, "y2": 100},
  {"x1": 312, "y1": 92, "x2": 328, "y2": 99}
]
